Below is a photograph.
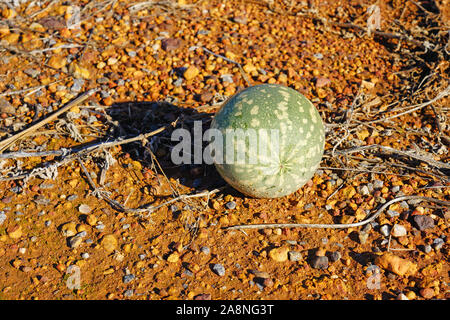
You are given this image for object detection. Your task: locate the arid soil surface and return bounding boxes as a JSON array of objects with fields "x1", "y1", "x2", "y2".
[{"x1": 0, "y1": 0, "x2": 449, "y2": 300}]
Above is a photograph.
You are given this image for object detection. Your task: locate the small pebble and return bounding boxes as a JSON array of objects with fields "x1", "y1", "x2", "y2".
[
  {"x1": 329, "y1": 251, "x2": 342, "y2": 263},
  {"x1": 0, "y1": 212, "x2": 6, "y2": 225},
  {"x1": 95, "y1": 223, "x2": 105, "y2": 231},
  {"x1": 359, "y1": 185, "x2": 370, "y2": 196},
  {"x1": 380, "y1": 225, "x2": 391, "y2": 237},
  {"x1": 69, "y1": 235, "x2": 83, "y2": 249},
  {"x1": 391, "y1": 186, "x2": 400, "y2": 193},
  {"x1": 67, "y1": 195, "x2": 78, "y2": 201},
  {"x1": 183, "y1": 269, "x2": 194, "y2": 277},
  {"x1": 311, "y1": 256, "x2": 329, "y2": 270},
  {"x1": 419, "y1": 288, "x2": 435, "y2": 299},
  {"x1": 123, "y1": 289, "x2": 134, "y2": 297},
  {"x1": 77, "y1": 231, "x2": 87, "y2": 238},
  {"x1": 387, "y1": 210, "x2": 399, "y2": 218},
  {"x1": 45, "y1": 220, "x2": 52, "y2": 227},
  {"x1": 358, "y1": 231, "x2": 369, "y2": 244},
  {"x1": 139, "y1": 254, "x2": 146, "y2": 260},
  {"x1": 200, "y1": 246, "x2": 210, "y2": 255},
  {"x1": 400, "y1": 201, "x2": 409, "y2": 209},
  {"x1": 433, "y1": 238, "x2": 444, "y2": 250},
  {"x1": 81, "y1": 253, "x2": 89, "y2": 259},
  {"x1": 313, "y1": 52, "x2": 324, "y2": 59},
  {"x1": 225, "y1": 201, "x2": 236, "y2": 210},
  {"x1": 39, "y1": 183, "x2": 54, "y2": 190},
  {"x1": 397, "y1": 293, "x2": 409, "y2": 300},
  {"x1": 220, "y1": 74, "x2": 234, "y2": 83},
  {"x1": 288, "y1": 251, "x2": 302, "y2": 262},
  {"x1": 78, "y1": 204, "x2": 91, "y2": 214},
  {"x1": 71, "y1": 79, "x2": 84, "y2": 92},
  {"x1": 24, "y1": 68, "x2": 40, "y2": 78},
  {"x1": 212, "y1": 263, "x2": 226, "y2": 276},
  {"x1": 373, "y1": 180, "x2": 384, "y2": 189},
  {"x1": 391, "y1": 224, "x2": 407, "y2": 237},
  {"x1": 123, "y1": 274, "x2": 135, "y2": 284},
  {"x1": 413, "y1": 215, "x2": 434, "y2": 231}
]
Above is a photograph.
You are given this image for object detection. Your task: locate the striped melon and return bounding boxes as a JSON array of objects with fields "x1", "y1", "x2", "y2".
[{"x1": 210, "y1": 84, "x2": 325, "y2": 198}]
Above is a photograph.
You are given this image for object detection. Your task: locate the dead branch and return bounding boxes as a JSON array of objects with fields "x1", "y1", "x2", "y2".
[{"x1": 224, "y1": 196, "x2": 450, "y2": 231}]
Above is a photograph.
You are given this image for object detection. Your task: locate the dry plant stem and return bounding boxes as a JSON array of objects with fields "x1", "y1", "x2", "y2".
[
  {"x1": 336, "y1": 144, "x2": 450, "y2": 170},
  {"x1": 0, "y1": 88, "x2": 99, "y2": 153},
  {"x1": 224, "y1": 196, "x2": 450, "y2": 231},
  {"x1": 0, "y1": 117, "x2": 178, "y2": 160},
  {"x1": 364, "y1": 85, "x2": 450, "y2": 126},
  {"x1": 198, "y1": 46, "x2": 251, "y2": 87}
]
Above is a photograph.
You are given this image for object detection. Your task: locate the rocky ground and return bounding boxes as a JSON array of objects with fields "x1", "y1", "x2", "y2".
[{"x1": 0, "y1": 0, "x2": 449, "y2": 300}]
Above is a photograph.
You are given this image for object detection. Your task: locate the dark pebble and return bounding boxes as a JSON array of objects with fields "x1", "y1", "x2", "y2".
[
  {"x1": 329, "y1": 251, "x2": 341, "y2": 263},
  {"x1": 161, "y1": 38, "x2": 182, "y2": 51},
  {"x1": 194, "y1": 293, "x2": 211, "y2": 300},
  {"x1": 413, "y1": 215, "x2": 434, "y2": 231},
  {"x1": 311, "y1": 256, "x2": 329, "y2": 270}
]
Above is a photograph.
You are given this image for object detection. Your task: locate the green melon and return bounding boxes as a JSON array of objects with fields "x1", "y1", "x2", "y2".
[{"x1": 210, "y1": 84, "x2": 325, "y2": 198}]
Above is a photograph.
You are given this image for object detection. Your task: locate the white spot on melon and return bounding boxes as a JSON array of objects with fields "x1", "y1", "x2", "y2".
[{"x1": 250, "y1": 106, "x2": 259, "y2": 115}]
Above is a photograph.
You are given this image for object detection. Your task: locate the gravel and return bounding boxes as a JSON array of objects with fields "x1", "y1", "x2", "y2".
[
  {"x1": 78, "y1": 204, "x2": 91, "y2": 214},
  {"x1": 311, "y1": 256, "x2": 329, "y2": 270},
  {"x1": 433, "y1": 238, "x2": 444, "y2": 250},
  {"x1": 386, "y1": 210, "x2": 400, "y2": 218},
  {"x1": 220, "y1": 74, "x2": 234, "y2": 83},
  {"x1": 373, "y1": 180, "x2": 384, "y2": 189},
  {"x1": 380, "y1": 225, "x2": 391, "y2": 237},
  {"x1": 71, "y1": 79, "x2": 84, "y2": 92},
  {"x1": 123, "y1": 274, "x2": 136, "y2": 284},
  {"x1": 225, "y1": 201, "x2": 236, "y2": 210},
  {"x1": 423, "y1": 245, "x2": 432, "y2": 253},
  {"x1": 288, "y1": 251, "x2": 302, "y2": 262},
  {"x1": 200, "y1": 246, "x2": 210, "y2": 255},
  {"x1": 391, "y1": 224, "x2": 407, "y2": 237},
  {"x1": 69, "y1": 235, "x2": 83, "y2": 248},
  {"x1": 67, "y1": 195, "x2": 78, "y2": 201},
  {"x1": 0, "y1": 212, "x2": 6, "y2": 225},
  {"x1": 359, "y1": 185, "x2": 370, "y2": 196},
  {"x1": 123, "y1": 289, "x2": 134, "y2": 297},
  {"x1": 212, "y1": 263, "x2": 226, "y2": 276},
  {"x1": 329, "y1": 251, "x2": 342, "y2": 263},
  {"x1": 81, "y1": 253, "x2": 90, "y2": 259},
  {"x1": 413, "y1": 215, "x2": 434, "y2": 231}
]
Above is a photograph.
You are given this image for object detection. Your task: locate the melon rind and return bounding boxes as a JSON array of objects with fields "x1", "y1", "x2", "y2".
[{"x1": 210, "y1": 84, "x2": 325, "y2": 198}]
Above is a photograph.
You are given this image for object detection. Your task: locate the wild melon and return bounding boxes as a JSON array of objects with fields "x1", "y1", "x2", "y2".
[{"x1": 210, "y1": 84, "x2": 325, "y2": 198}]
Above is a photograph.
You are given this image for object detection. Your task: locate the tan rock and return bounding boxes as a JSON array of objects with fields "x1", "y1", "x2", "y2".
[
  {"x1": 375, "y1": 253, "x2": 417, "y2": 276},
  {"x1": 100, "y1": 234, "x2": 118, "y2": 253},
  {"x1": 184, "y1": 65, "x2": 199, "y2": 80},
  {"x1": 86, "y1": 215, "x2": 97, "y2": 226},
  {"x1": 7, "y1": 224, "x2": 22, "y2": 239},
  {"x1": 47, "y1": 54, "x2": 67, "y2": 69},
  {"x1": 60, "y1": 222, "x2": 77, "y2": 237},
  {"x1": 167, "y1": 252, "x2": 179, "y2": 263},
  {"x1": 268, "y1": 247, "x2": 289, "y2": 262}
]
